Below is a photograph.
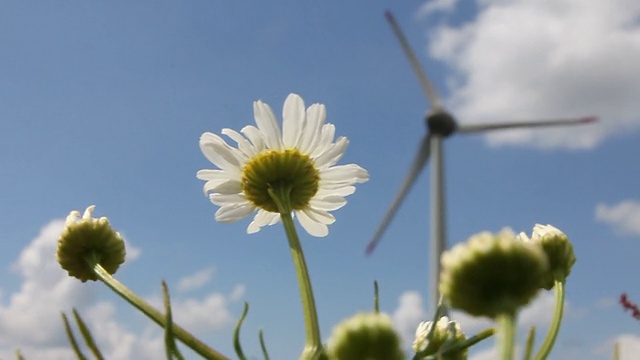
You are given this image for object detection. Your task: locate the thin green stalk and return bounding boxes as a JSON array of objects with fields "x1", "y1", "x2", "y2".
[
  {"x1": 523, "y1": 326, "x2": 536, "y2": 360},
  {"x1": 533, "y1": 281, "x2": 565, "y2": 360},
  {"x1": 497, "y1": 312, "x2": 517, "y2": 360},
  {"x1": 162, "y1": 281, "x2": 185, "y2": 360},
  {"x1": 233, "y1": 302, "x2": 249, "y2": 360},
  {"x1": 373, "y1": 281, "x2": 380, "y2": 313},
  {"x1": 259, "y1": 329, "x2": 270, "y2": 360},
  {"x1": 268, "y1": 186, "x2": 323, "y2": 359},
  {"x1": 72, "y1": 309, "x2": 104, "y2": 360},
  {"x1": 61, "y1": 312, "x2": 88, "y2": 360},
  {"x1": 89, "y1": 260, "x2": 228, "y2": 360}
]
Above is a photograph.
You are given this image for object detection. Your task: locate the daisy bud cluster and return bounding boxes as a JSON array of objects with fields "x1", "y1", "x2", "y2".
[
  {"x1": 326, "y1": 313, "x2": 404, "y2": 360},
  {"x1": 517, "y1": 224, "x2": 576, "y2": 289},
  {"x1": 440, "y1": 225, "x2": 575, "y2": 318},
  {"x1": 413, "y1": 316, "x2": 467, "y2": 360},
  {"x1": 57, "y1": 205, "x2": 126, "y2": 282}
]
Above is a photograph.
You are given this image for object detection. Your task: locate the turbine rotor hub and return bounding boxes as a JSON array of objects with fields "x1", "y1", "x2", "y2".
[{"x1": 426, "y1": 110, "x2": 457, "y2": 137}]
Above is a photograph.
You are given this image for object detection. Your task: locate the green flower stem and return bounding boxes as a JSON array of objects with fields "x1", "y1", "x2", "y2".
[
  {"x1": 497, "y1": 312, "x2": 516, "y2": 360},
  {"x1": 533, "y1": 281, "x2": 565, "y2": 360},
  {"x1": 268, "y1": 186, "x2": 324, "y2": 359},
  {"x1": 88, "y1": 258, "x2": 228, "y2": 360}
]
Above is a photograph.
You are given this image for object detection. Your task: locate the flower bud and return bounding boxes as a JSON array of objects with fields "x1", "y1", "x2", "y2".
[
  {"x1": 440, "y1": 228, "x2": 548, "y2": 318},
  {"x1": 327, "y1": 312, "x2": 404, "y2": 360},
  {"x1": 518, "y1": 224, "x2": 575, "y2": 289},
  {"x1": 413, "y1": 316, "x2": 467, "y2": 359},
  {"x1": 57, "y1": 206, "x2": 126, "y2": 282}
]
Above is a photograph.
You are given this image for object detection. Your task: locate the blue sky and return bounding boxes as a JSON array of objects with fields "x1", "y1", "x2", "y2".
[{"x1": 1, "y1": 0, "x2": 639, "y2": 359}]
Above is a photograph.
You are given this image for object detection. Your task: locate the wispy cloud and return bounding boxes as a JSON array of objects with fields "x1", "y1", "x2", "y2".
[
  {"x1": 595, "y1": 200, "x2": 640, "y2": 236},
  {"x1": 418, "y1": 0, "x2": 458, "y2": 17},
  {"x1": 177, "y1": 266, "x2": 215, "y2": 292},
  {"x1": 425, "y1": 0, "x2": 640, "y2": 149}
]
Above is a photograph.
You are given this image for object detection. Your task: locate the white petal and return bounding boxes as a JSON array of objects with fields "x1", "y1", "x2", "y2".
[
  {"x1": 316, "y1": 185, "x2": 356, "y2": 197},
  {"x1": 313, "y1": 136, "x2": 349, "y2": 169},
  {"x1": 222, "y1": 128, "x2": 255, "y2": 158},
  {"x1": 282, "y1": 93, "x2": 305, "y2": 148},
  {"x1": 196, "y1": 169, "x2": 229, "y2": 181},
  {"x1": 309, "y1": 196, "x2": 347, "y2": 211},
  {"x1": 247, "y1": 210, "x2": 280, "y2": 233},
  {"x1": 320, "y1": 164, "x2": 369, "y2": 184},
  {"x1": 296, "y1": 210, "x2": 329, "y2": 237},
  {"x1": 66, "y1": 210, "x2": 81, "y2": 224},
  {"x1": 203, "y1": 178, "x2": 230, "y2": 195},
  {"x1": 209, "y1": 193, "x2": 247, "y2": 206},
  {"x1": 303, "y1": 207, "x2": 335, "y2": 225},
  {"x1": 209, "y1": 179, "x2": 242, "y2": 195},
  {"x1": 215, "y1": 203, "x2": 255, "y2": 223},
  {"x1": 310, "y1": 123, "x2": 335, "y2": 158},
  {"x1": 299, "y1": 103, "x2": 326, "y2": 153},
  {"x1": 82, "y1": 205, "x2": 95, "y2": 219},
  {"x1": 241, "y1": 125, "x2": 265, "y2": 152},
  {"x1": 253, "y1": 100, "x2": 282, "y2": 150},
  {"x1": 199, "y1": 133, "x2": 243, "y2": 176},
  {"x1": 517, "y1": 232, "x2": 531, "y2": 242}
]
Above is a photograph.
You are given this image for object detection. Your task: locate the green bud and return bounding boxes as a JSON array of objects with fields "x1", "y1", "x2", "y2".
[
  {"x1": 57, "y1": 206, "x2": 126, "y2": 282},
  {"x1": 413, "y1": 316, "x2": 467, "y2": 360},
  {"x1": 518, "y1": 224, "x2": 576, "y2": 289},
  {"x1": 327, "y1": 312, "x2": 404, "y2": 360},
  {"x1": 440, "y1": 228, "x2": 548, "y2": 318}
]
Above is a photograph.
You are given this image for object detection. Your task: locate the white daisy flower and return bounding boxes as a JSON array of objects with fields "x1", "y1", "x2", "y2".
[{"x1": 197, "y1": 93, "x2": 369, "y2": 237}]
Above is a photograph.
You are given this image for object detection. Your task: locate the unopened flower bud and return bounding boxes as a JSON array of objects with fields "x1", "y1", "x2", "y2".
[
  {"x1": 518, "y1": 224, "x2": 575, "y2": 289},
  {"x1": 413, "y1": 316, "x2": 467, "y2": 359},
  {"x1": 57, "y1": 206, "x2": 126, "y2": 282},
  {"x1": 440, "y1": 228, "x2": 548, "y2": 318},
  {"x1": 327, "y1": 312, "x2": 404, "y2": 360}
]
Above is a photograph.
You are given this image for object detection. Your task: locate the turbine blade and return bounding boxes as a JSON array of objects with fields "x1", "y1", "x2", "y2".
[
  {"x1": 366, "y1": 134, "x2": 432, "y2": 254},
  {"x1": 385, "y1": 11, "x2": 443, "y2": 110},
  {"x1": 457, "y1": 116, "x2": 597, "y2": 134}
]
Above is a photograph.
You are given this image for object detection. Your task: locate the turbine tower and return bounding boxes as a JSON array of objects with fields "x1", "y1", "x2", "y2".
[{"x1": 366, "y1": 11, "x2": 596, "y2": 312}]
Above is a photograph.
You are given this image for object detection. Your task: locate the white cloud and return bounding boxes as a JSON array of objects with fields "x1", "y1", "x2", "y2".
[
  {"x1": 449, "y1": 291, "x2": 557, "y2": 334},
  {"x1": 170, "y1": 293, "x2": 235, "y2": 333},
  {"x1": 0, "y1": 220, "x2": 95, "y2": 349},
  {"x1": 391, "y1": 290, "x2": 427, "y2": 348},
  {"x1": 595, "y1": 200, "x2": 640, "y2": 236},
  {"x1": 594, "y1": 333, "x2": 640, "y2": 358},
  {"x1": 418, "y1": 0, "x2": 458, "y2": 17},
  {"x1": 177, "y1": 266, "x2": 215, "y2": 292},
  {"x1": 0, "y1": 218, "x2": 240, "y2": 359},
  {"x1": 470, "y1": 346, "x2": 499, "y2": 360},
  {"x1": 229, "y1": 284, "x2": 247, "y2": 302},
  {"x1": 519, "y1": 291, "x2": 556, "y2": 328},
  {"x1": 614, "y1": 334, "x2": 640, "y2": 358},
  {"x1": 594, "y1": 296, "x2": 617, "y2": 309},
  {"x1": 426, "y1": 0, "x2": 640, "y2": 149}
]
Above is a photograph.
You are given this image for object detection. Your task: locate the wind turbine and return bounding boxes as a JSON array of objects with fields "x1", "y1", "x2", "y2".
[{"x1": 366, "y1": 11, "x2": 596, "y2": 312}]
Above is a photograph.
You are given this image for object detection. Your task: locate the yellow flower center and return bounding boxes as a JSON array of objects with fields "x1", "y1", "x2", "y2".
[{"x1": 241, "y1": 149, "x2": 320, "y2": 213}]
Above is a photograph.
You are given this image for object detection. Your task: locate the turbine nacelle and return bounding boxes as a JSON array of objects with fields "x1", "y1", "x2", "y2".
[{"x1": 427, "y1": 110, "x2": 457, "y2": 137}]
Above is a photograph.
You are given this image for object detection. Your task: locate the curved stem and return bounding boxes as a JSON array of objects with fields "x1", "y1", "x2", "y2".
[
  {"x1": 533, "y1": 281, "x2": 565, "y2": 360},
  {"x1": 269, "y1": 186, "x2": 323, "y2": 359},
  {"x1": 497, "y1": 312, "x2": 516, "y2": 360},
  {"x1": 89, "y1": 260, "x2": 228, "y2": 360}
]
